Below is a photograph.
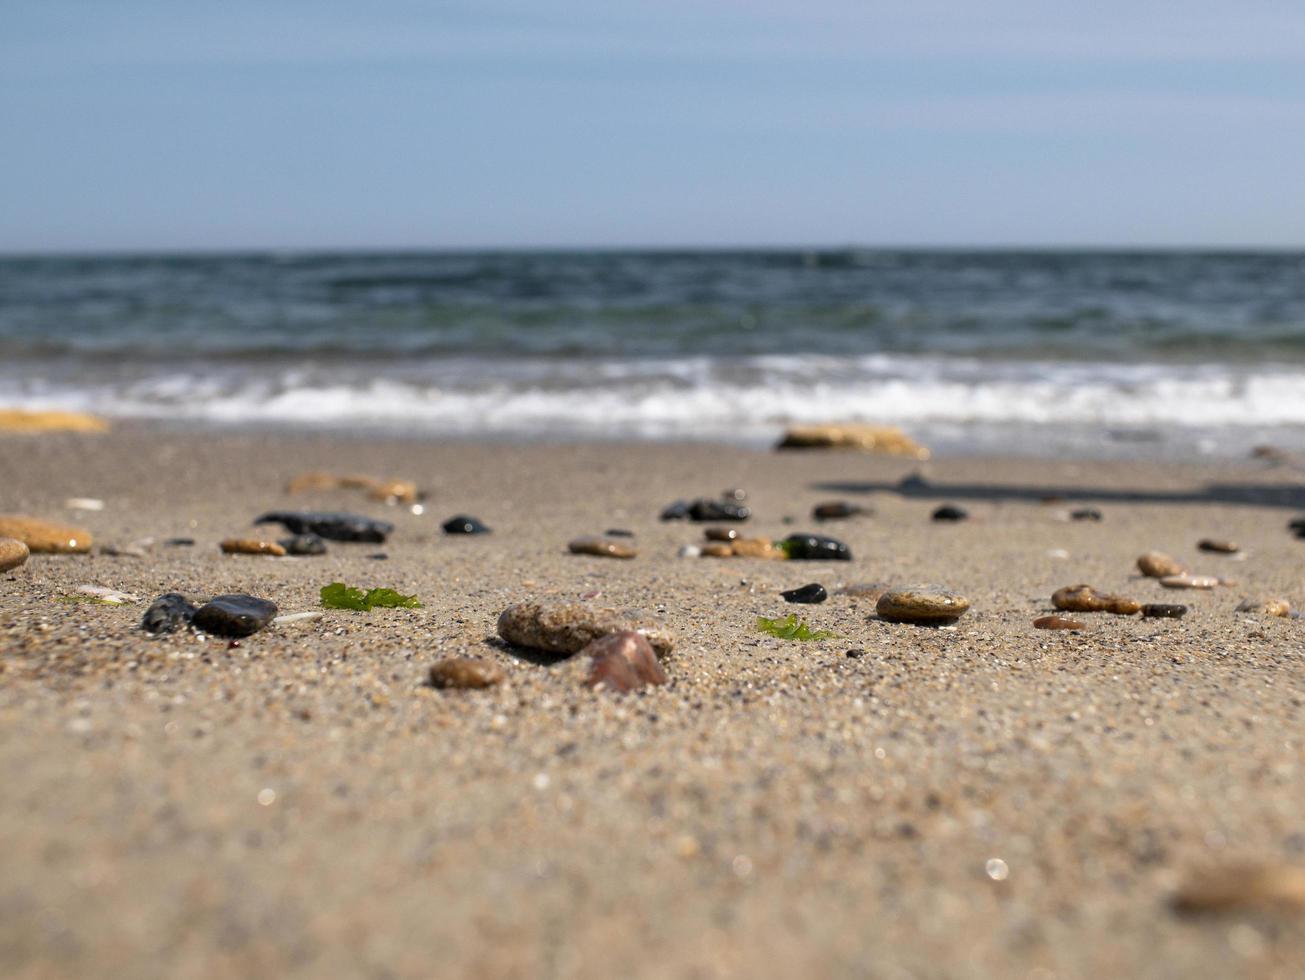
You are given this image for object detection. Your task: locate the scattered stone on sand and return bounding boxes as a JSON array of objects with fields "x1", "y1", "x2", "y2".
[
  {"x1": 74, "y1": 585, "x2": 138, "y2": 604},
  {"x1": 931, "y1": 504, "x2": 968, "y2": 522},
  {"x1": 583, "y1": 631, "x2": 668, "y2": 693},
  {"x1": 780, "y1": 534, "x2": 852, "y2": 561},
  {"x1": 776, "y1": 423, "x2": 930, "y2": 459},
  {"x1": 1052, "y1": 584, "x2": 1141, "y2": 615},
  {"x1": 285, "y1": 472, "x2": 418, "y2": 504},
  {"x1": 0, "y1": 515, "x2": 93, "y2": 553},
  {"x1": 568, "y1": 536, "x2": 638, "y2": 559},
  {"x1": 1034, "y1": 615, "x2": 1085, "y2": 630},
  {"x1": 279, "y1": 533, "x2": 327, "y2": 556},
  {"x1": 812, "y1": 501, "x2": 870, "y2": 521},
  {"x1": 1197, "y1": 538, "x2": 1239, "y2": 554},
  {"x1": 660, "y1": 500, "x2": 691, "y2": 520},
  {"x1": 1235, "y1": 597, "x2": 1291, "y2": 617},
  {"x1": 496, "y1": 602, "x2": 674, "y2": 658},
  {"x1": 1159, "y1": 574, "x2": 1219, "y2": 590},
  {"x1": 271, "y1": 611, "x2": 322, "y2": 626},
  {"x1": 781, "y1": 583, "x2": 828, "y2": 604},
  {"x1": 837, "y1": 582, "x2": 891, "y2": 602},
  {"x1": 191, "y1": 594, "x2": 279, "y2": 638},
  {"x1": 429, "y1": 656, "x2": 506, "y2": 690},
  {"x1": 164, "y1": 537, "x2": 195, "y2": 547},
  {"x1": 730, "y1": 538, "x2": 786, "y2": 560},
  {"x1": 704, "y1": 527, "x2": 740, "y2": 541},
  {"x1": 220, "y1": 538, "x2": 287, "y2": 557},
  {"x1": 701, "y1": 542, "x2": 734, "y2": 558},
  {"x1": 1070, "y1": 508, "x2": 1102, "y2": 521},
  {"x1": 442, "y1": 515, "x2": 491, "y2": 535},
  {"x1": 1137, "y1": 551, "x2": 1185, "y2": 578},
  {"x1": 661, "y1": 498, "x2": 750, "y2": 522},
  {"x1": 0, "y1": 537, "x2": 30, "y2": 572},
  {"x1": 1142, "y1": 603, "x2": 1188, "y2": 619},
  {"x1": 65, "y1": 497, "x2": 105, "y2": 511},
  {"x1": 141, "y1": 593, "x2": 198, "y2": 634},
  {"x1": 605, "y1": 528, "x2": 635, "y2": 538},
  {"x1": 676, "y1": 544, "x2": 702, "y2": 558},
  {"x1": 1289, "y1": 516, "x2": 1305, "y2": 539},
  {"x1": 845, "y1": 648, "x2": 864, "y2": 658},
  {"x1": 255, "y1": 511, "x2": 393, "y2": 543},
  {"x1": 0, "y1": 408, "x2": 109, "y2": 433},
  {"x1": 100, "y1": 538, "x2": 152, "y2": 558},
  {"x1": 1171, "y1": 863, "x2": 1305, "y2": 915},
  {"x1": 876, "y1": 586, "x2": 970, "y2": 624}
]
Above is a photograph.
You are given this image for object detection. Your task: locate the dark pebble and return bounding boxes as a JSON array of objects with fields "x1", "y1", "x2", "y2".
[
  {"x1": 1142, "y1": 603, "x2": 1188, "y2": 619},
  {"x1": 897, "y1": 473, "x2": 931, "y2": 493},
  {"x1": 813, "y1": 501, "x2": 870, "y2": 521},
  {"x1": 661, "y1": 498, "x2": 750, "y2": 522},
  {"x1": 1071, "y1": 508, "x2": 1102, "y2": 521},
  {"x1": 163, "y1": 537, "x2": 195, "y2": 547},
  {"x1": 660, "y1": 500, "x2": 691, "y2": 520},
  {"x1": 605, "y1": 528, "x2": 635, "y2": 538},
  {"x1": 722, "y1": 488, "x2": 748, "y2": 502},
  {"x1": 141, "y1": 593, "x2": 197, "y2": 634},
  {"x1": 442, "y1": 514, "x2": 491, "y2": 535},
  {"x1": 279, "y1": 533, "x2": 327, "y2": 556},
  {"x1": 369, "y1": 553, "x2": 388, "y2": 560},
  {"x1": 255, "y1": 511, "x2": 393, "y2": 543},
  {"x1": 780, "y1": 533, "x2": 852, "y2": 561},
  {"x1": 1289, "y1": 516, "x2": 1305, "y2": 537},
  {"x1": 931, "y1": 504, "x2": 968, "y2": 522},
  {"x1": 191, "y1": 594, "x2": 278, "y2": 638},
  {"x1": 845, "y1": 648, "x2": 864, "y2": 658},
  {"x1": 781, "y1": 582, "x2": 828, "y2": 604}
]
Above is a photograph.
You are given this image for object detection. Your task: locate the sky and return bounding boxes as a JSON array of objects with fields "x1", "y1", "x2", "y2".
[{"x1": 3, "y1": 0, "x2": 1305, "y2": 251}]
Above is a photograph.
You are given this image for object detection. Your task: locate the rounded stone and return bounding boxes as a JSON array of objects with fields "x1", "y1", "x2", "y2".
[
  {"x1": 1198, "y1": 538, "x2": 1239, "y2": 554},
  {"x1": 730, "y1": 538, "x2": 785, "y2": 560},
  {"x1": 876, "y1": 587, "x2": 971, "y2": 624},
  {"x1": 1137, "y1": 551, "x2": 1185, "y2": 578},
  {"x1": 0, "y1": 515, "x2": 93, "y2": 554},
  {"x1": 279, "y1": 533, "x2": 327, "y2": 556},
  {"x1": 497, "y1": 602, "x2": 674, "y2": 657},
  {"x1": 781, "y1": 583, "x2": 828, "y2": 604},
  {"x1": 1160, "y1": 574, "x2": 1218, "y2": 590},
  {"x1": 191, "y1": 595, "x2": 278, "y2": 638},
  {"x1": 704, "y1": 527, "x2": 740, "y2": 541},
  {"x1": 141, "y1": 593, "x2": 198, "y2": 634},
  {"x1": 1034, "y1": 615, "x2": 1085, "y2": 630},
  {"x1": 568, "y1": 536, "x2": 638, "y2": 559},
  {"x1": 931, "y1": 504, "x2": 968, "y2": 522},
  {"x1": 429, "y1": 657, "x2": 506, "y2": 689},
  {"x1": 812, "y1": 501, "x2": 869, "y2": 521},
  {"x1": 0, "y1": 537, "x2": 29, "y2": 572},
  {"x1": 701, "y1": 543, "x2": 734, "y2": 558},
  {"x1": 220, "y1": 538, "x2": 287, "y2": 557},
  {"x1": 584, "y1": 631, "x2": 668, "y2": 693},
  {"x1": 780, "y1": 534, "x2": 852, "y2": 561},
  {"x1": 1235, "y1": 597, "x2": 1291, "y2": 617},
  {"x1": 1142, "y1": 603, "x2": 1188, "y2": 619},
  {"x1": 442, "y1": 515, "x2": 491, "y2": 535},
  {"x1": 1052, "y1": 584, "x2": 1141, "y2": 615}
]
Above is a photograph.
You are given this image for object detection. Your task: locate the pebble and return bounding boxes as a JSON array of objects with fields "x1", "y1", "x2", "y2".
[
  {"x1": 661, "y1": 498, "x2": 751, "y2": 522},
  {"x1": 722, "y1": 488, "x2": 748, "y2": 501},
  {"x1": 781, "y1": 583, "x2": 828, "y2": 604},
  {"x1": 1235, "y1": 597, "x2": 1291, "y2": 617},
  {"x1": 0, "y1": 515, "x2": 93, "y2": 553},
  {"x1": 780, "y1": 534, "x2": 852, "y2": 560},
  {"x1": 497, "y1": 602, "x2": 674, "y2": 657},
  {"x1": 164, "y1": 537, "x2": 195, "y2": 547},
  {"x1": 279, "y1": 533, "x2": 327, "y2": 556},
  {"x1": 1290, "y1": 517, "x2": 1305, "y2": 539},
  {"x1": 285, "y1": 472, "x2": 418, "y2": 504},
  {"x1": 568, "y1": 536, "x2": 638, "y2": 559},
  {"x1": 704, "y1": 527, "x2": 740, "y2": 541},
  {"x1": 100, "y1": 539, "x2": 152, "y2": 558},
  {"x1": 191, "y1": 595, "x2": 279, "y2": 638},
  {"x1": 1070, "y1": 507, "x2": 1102, "y2": 521},
  {"x1": 1142, "y1": 603, "x2": 1188, "y2": 619},
  {"x1": 65, "y1": 497, "x2": 105, "y2": 511},
  {"x1": 837, "y1": 582, "x2": 891, "y2": 602},
  {"x1": 429, "y1": 656, "x2": 506, "y2": 690},
  {"x1": 141, "y1": 593, "x2": 198, "y2": 634},
  {"x1": 1034, "y1": 615, "x2": 1085, "y2": 630},
  {"x1": 931, "y1": 504, "x2": 968, "y2": 522},
  {"x1": 776, "y1": 423, "x2": 930, "y2": 459},
  {"x1": 812, "y1": 501, "x2": 870, "y2": 521},
  {"x1": 1159, "y1": 574, "x2": 1219, "y2": 590},
  {"x1": 0, "y1": 537, "x2": 30, "y2": 572},
  {"x1": 1197, "y1": 538, "x2": 1239, "y2": 554},
  {"x1": 605, "y1": 528, "x2": 635, "y2": 538},
  {"x1": 254, "y1": 511, "x2": 393, "y2": 543},
  {"x1": 1052, "y1": 584, "x2": 1141, "y2": 615},
  {"x1": 271, "y1": 611, "x2": 322, "y2": 626},
  {"x1": 220, "y1": 538, "x2": 287, "y2": 557},
  {"x1": 845, "y1": 648, "x2": 864, "y2": 658},
  {"x1": 876, "y1": 586, "x2": 971, "y2": 624},
  {"x1": 730, "y1": 538, "x2": 785, "y2": 560},
  {"x1": 583, "y1": 631, "x2": 668, "y2": 693},
  {"x1": 442, "y1": 515, "x2": 491, "y2": 535},
  {"x1": 76, "y1": 585, "x2": 139, "y2": 604},
  {"x1": 1137, "y1": 551, "x2": 1185, "y2": 578},
  {"x1": 701, "y1": 543, "x2": 734, "y2": 558},
  {"x1": 676, "y1": 544, "x2": 702, "y2": 558},
  {"x1": 1171, "y1": 863, "x2": 1305, "y2": 915}
]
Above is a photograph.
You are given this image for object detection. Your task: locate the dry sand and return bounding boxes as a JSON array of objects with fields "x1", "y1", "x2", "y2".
[{"x1": 3, "y1": 426, "x2": 1305, "y2": 978}]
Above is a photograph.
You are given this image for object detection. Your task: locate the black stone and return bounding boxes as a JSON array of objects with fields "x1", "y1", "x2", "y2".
[
  {"x1": 781, "y1": 583, "x2": 828, "y2": 604},
  {"x1": 1289, "y1": 516, "x2": 1305, "y2": 538},
  {"x1": 254, "y1": 511, "x2": 393, "y2": 543},
  {"x1": 781, "y1": 534, "x2": 852, "y2": 561},
  {"x1": 141, "y1": 593, "x2": 197, "y2": 634},
  {"x1": 813, "y1": 501, "x2": 868, "y2": 521},
  {"x1": 661, "y1": 498, "x2": 750, "y2": 522},
  {"x1": 605, "y1": 528, "x2": 635, "y2": 538},
  {"x1": 1070, "y1": 508, "x2": 1102, "y2": 521},
  {"x1": 163, "y1": 537, "x2": 195, "y2": 547},
  {"x1": 442, "y1": 515, "x2": 491, "y2": 535},
  {"x1": 931, "y1": 504, "x2": 968, "y2": 522},
  {"x1": 1141, "y1": 603, "x2": 1188, "y2": 619},
  {"x1": 369, "y1": 553, "x2": 388, "y2": 560},
  {"x1": 845, "y1": 648, "x2": 864, "y2": 658},
  {"x1": 191, "y1": 594, "x2": 279, "y2": 638},
  {"x1": 279, "y1": 533, "x2": 327, "y2": 556},
  {"x1": 660, "y1": 500, "x2": 691, "y2": 520},
  {"x1": 897, "y1": 473, "x2": 931, "y2": 493}
]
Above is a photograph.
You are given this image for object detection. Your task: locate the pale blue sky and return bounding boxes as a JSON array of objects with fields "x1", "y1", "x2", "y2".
[{"x1": 4, "y1": 1, "x2": 1304, "y2": 251}]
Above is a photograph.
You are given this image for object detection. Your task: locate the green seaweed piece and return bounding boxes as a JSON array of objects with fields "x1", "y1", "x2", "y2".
[
  {"x1": 361, "y1": 587, "x2": 422, "y2": 609},
  {"x1": 321, "y1": 582, "x2": 422, "y2": 611},
  {"x1": 756, "y1": 613, "x2": 835, "y2": 641}
]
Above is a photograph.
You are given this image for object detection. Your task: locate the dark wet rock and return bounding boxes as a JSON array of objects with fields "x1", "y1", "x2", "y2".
[
  {"x1": 1198, "y1": 538, "x2": 1239, "y2": 554},
  {"x1": 1071, "y1": 508, "x2": 1102, "y2": 521},
  {"x1": 429, "y1": 656, "x2": 505, "y2": 690},
  {"x1": 688, "y1": 499, "x2": 750, "y2": 522},
  {"x1": 1052, "y1": 584, "x2": 1141, "y2": 615},
  {"x1": 163, "y1": 537, "x2": 195, "y2": 547},
  {"x1": 931, "y1": 504, "x2": 968, "y2": 522},
  {"x1": 497, "y1": 602, "x2": 674, "y2": 657},
  {"x1": 660, "y1": 500, "x2": 691, "y2": 520},
  {"x1": 568, "y1": 536, "x2": 638, "y2": 559},
  {"x1": 1142, "y1": 603, "x2": 1188, "y2": 619},
  {"x1": 845, "y1": 648, "x2": 864, "y2": 658},
  {"x1": 813, "y1": 501, "x2": 870, "y2": 521},
  {"x1": 605, "y1": 528, "x2": 635, "y2": 538},
  {"x1": 1034, "y1": 615, "x2": 1085, "y2": 630},
  {"x1": 442, "y1": 515, "x2": 491, "y2": 535},
  {"x1": 254, "y1": 511, "x2": 393, "y2": 543},
  {"x1": 192, "y1": 594, "x2": 278, "y2": 638},
  {"x1": 780, "y1": 534, "x2": 852, "y2": 561},
  {"x1": 280, "y1": 533, "x2": 327, "y2": 556},
  {"x1": 781, "y1": 583, "x2": 828, "y2": 604},
  {"x1": 369, "y1": 553, "x2": 388, "y2": 560},
  {"x1": 876, "y1": 587, "x2": 970, "y2": 624},
  {"x1": 141, "y1": 593, "x2": 197, "y2": 634},
  {"x1": 584, "y1": 631, "x2": 668, "y2": 693}
]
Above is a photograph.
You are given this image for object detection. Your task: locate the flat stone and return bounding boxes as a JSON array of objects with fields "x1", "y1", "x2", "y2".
[
  {"x1": 1160, "y1": 574, "x2": 1219, "y2": 590},
  {"x1": 1052, "y1": 584, "x2": 1141, "y2": 615},
  {"x1": 220, "y1": 538, "x2": 286, "y2": 557},
  {"x1": 776, "y1": 423, "x2": 930, "y2": 459},
  {"x1": 141, "y1": 593, "x2": 198, "y2": 634},
  {"x1": 704, "y1": 527, "x2": 740, "y2": 541},
  {"x1": 1137, "y1": 551, "x2": 1185, "y2": 578},
  {"x1": 781, "y1": 583, "x2": 828, "y2": 604},
  {"x1": 497, "y1": 602, "x2": 674, "y2": 658},
  {"x1": 1034, "y1": 615, "x2": 1085, "y2": 630},
  {"x1": 442, "y1": 515, "x2": 491, "y2": 535},
  {"x1": 1142, "y1": 603, "x2": 1188, "y2": 619},
  {"x1": 1198, "y1": 538, "x2": 1239, "y2": 554},
  {"x1": 781, "y1": 534, "x2": 852, "y2": 561},
  {"x1": 876, "y1": 587, "x2": 971, "y2": 624},
  {"x1": 568, "y1": 536, "x2": 638, "y2": 559},
  {"x1": 192, "y1": 594, "x2": 278, "y2": 638},
  {"x1": 1070, "y1": 508, "x2": 1102, "y2": 521},
  {"x1": 0, "y1": 537, "x2": 29, "y2": 572},
  {"x1": 254, "y1": 511, "x2": 392, "y2": 543},
  {"x1": 812, "y1": 501, "x2": 870, "y2": 521},
  {"x1": 0, "y1": 515, "x2": 93, "y2": 553},
  {"x1": 931, "y1": 504, "x2": 968, "y2": 522},
  {"x1": 1235, "y1": 597, "x2": 1291, "y2": 617},
  {"x1": 429, "y1": 657, "x2": 506, "y2": 690},
  {"x1": 583, "y1": 631, "x2": 668, "y2": 693},
  {"x1": 1171, "y1": 863, "x2": 1305, "y2": 915},
  {"x1": 730, "y1": 538, "x2": 786, "y2": 560},
  {"x1": 279, "y1": 533, "x2": 327, "y2": 556}
]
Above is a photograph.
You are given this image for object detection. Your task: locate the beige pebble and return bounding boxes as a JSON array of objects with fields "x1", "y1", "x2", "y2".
[
  {"x1": 1137, "y1": 551, "x2": 1185, "y2": 578},
  {"x1": 497, "y1": 602, "x2": 674, "y2": 657},
  {"x1": 220, "y1": 538, "x2": 287, "y2": 557},
  {"x1": 701, "y1": 542, "x2": 734, "y2": 558},
  {"x1": 1172, "y1": 863, "x2": 1305, "y2": 915},
  {"x1": 876, "y1": 586, "x2": 971, "y2": 624},
  {"x1": 568, "y1": 536, "x2": 638, "y2": 559},
  {"x1": 429, "y1": 657, "x2": 506, "y2": 690},
  {"x1": 1159, "y1": 574, "x2": 1218, "y2": 590},
  {"x1": 729, "y1": 537, "x2": 786, "y2": 560},
  {"x1": 0, "y1": 515, "x2": 93, "y2": 553},
  {"x1": 0, "y1": 537, "x2": 30, "y2": 572},
  {"x1": 1235, "y1": 597, "x2": 1291, "y2": 617}
]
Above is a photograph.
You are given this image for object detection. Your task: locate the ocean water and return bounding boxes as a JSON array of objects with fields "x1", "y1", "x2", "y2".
[{"x1": 2, "y1": 249, "x2": 1304, "y2": 457}]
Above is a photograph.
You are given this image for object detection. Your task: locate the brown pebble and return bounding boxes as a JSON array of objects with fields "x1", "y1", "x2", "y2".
[
  {"x1": 497, "y1": 602, "x2": 674, "y2": 657},
  {"x1": 1172, "y1": 863, "x2": 1305, "y2": 915},
  {"x1": 429, "y1": 656, "x2": 506, "y2": 690},
  {"x1": 704, "y1": 527, "x2": 740, "y2": 541},
  {"x1": 1137, "y1": 551, "x2": 1185, "y2": 578},
  {"x1": 220, "y1": 538, "x2": 287, "y2": 557},
  {"x1": 701, "y1": 542, "x2": 735, "y2": 558},
  {"x1": 1197, "y1": 538, "x2": 1239, "y2": 554},
  {"x1": 1142, "y1": 603, "x2": 1188, "y2": 619},
  {"x1": 1034, "y1": 615, "x2": 1085, "y2": 630},
  {"x1": 0, "y1": 515, "x2": 93, "y2": 554},
  {"x1": 0, "y1": 536, "x2": 30, "y2": 572},
  {"x1": 1052, "y1": 584, "x2": 1141, "y2": 615},
  {"x1": 1159, "y1": 574, "x2": 1218, "y2": 590},
  {"x1": 876, "y1": 586, "x2": 971, "y2": 624},
  {"x1": 584, "y1": 631, "x2": 668, "y2": 693},
  {"x1": 1235, "y1": 597, "x2": 1291, "y2": 617},
  {"x1": 729, "y1": 537, "x2": 786, "y2": 560},
  {"x1": 567, "y1": 536, "x2": 638, "y2": 559}
]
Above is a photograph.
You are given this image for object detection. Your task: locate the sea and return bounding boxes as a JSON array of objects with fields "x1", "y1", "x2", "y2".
[{"x1": 3, "y1": 249, "x2": 1304, "y2": 458}]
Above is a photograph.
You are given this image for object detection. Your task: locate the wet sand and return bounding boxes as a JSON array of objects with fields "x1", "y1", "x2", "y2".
[{"x1": 3, "y1": 427, "x2": 1305, "y2": 978}]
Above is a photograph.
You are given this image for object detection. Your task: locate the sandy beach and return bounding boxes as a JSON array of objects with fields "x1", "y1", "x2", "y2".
[{"x1": 3, "y1": 426, "x2": 1305, "y2": 978}]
